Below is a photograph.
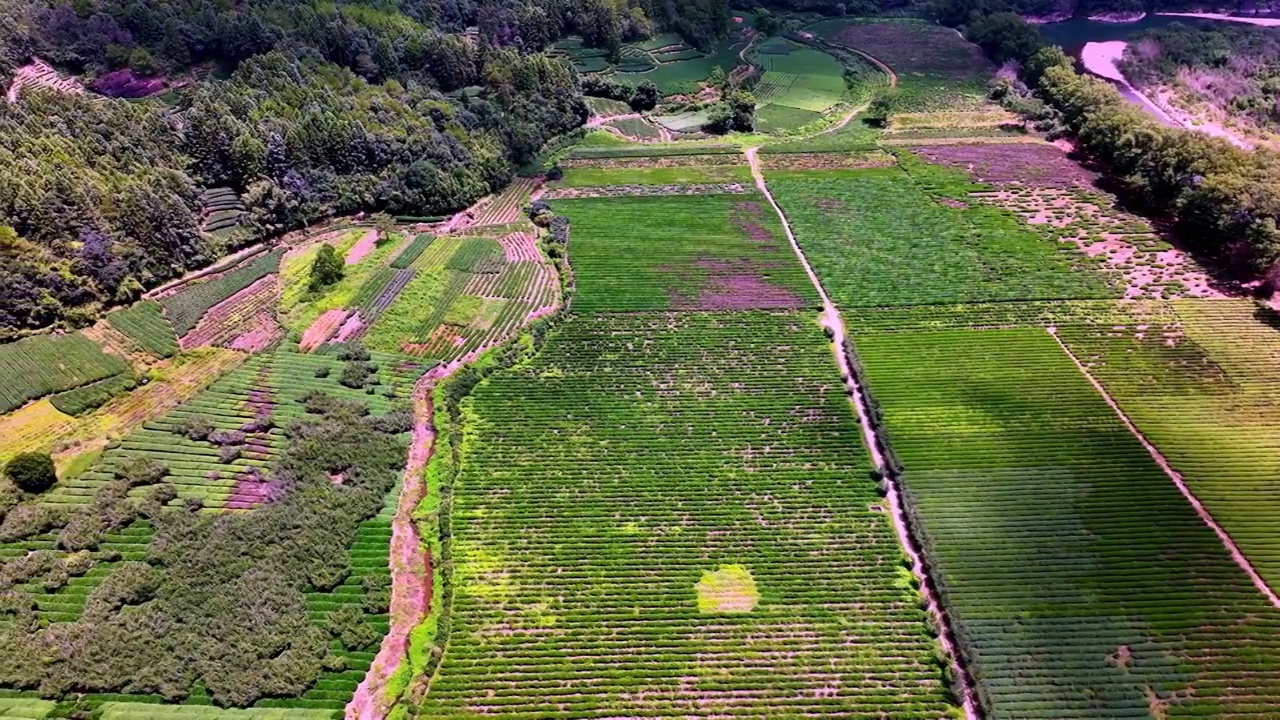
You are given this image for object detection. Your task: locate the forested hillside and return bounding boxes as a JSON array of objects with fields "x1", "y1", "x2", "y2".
[{"x1": 0, "y1": 0, "x2": 728, "y2": 337}]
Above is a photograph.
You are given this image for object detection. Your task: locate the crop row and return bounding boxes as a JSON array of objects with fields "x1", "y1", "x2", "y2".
[
  {"x1": 0, "y1": 332, "x2": 130, "y2": 414},
  {"x1": 1053, "y1": 299, "x2": 1280, "y2": 591},
  {"x1": 161, "y1": 249, "x2": 285, "y2": 336},
  {"x1": 553, "y1": 194, "x2": 819, "y2": 312},
  {"x1": 421, "y1": 312, "x2": 953, "y2": 719},
  {"x1": 389, "y1": 234, "x2": 432, "y2": 269},
  {"x1": 105, "y1": 301, "x2": 179, "y2": 358},
  {"x1": 853, "y1": 326, "x2": 1280, "y2": 718}
]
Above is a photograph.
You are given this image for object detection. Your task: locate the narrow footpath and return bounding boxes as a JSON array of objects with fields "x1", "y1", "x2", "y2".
[
  {"x1": 745, "y1": 147, "x2": 981, "y2": 720},
  {"x1": 1047, "y1": 327, "x2": 1280, "y2": 610}
]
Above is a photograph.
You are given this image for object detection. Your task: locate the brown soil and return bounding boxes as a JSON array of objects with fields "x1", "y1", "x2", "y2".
[
  {"x1": 345, "y1": 229, "x2": 380, "y2": 265},
  {"x1": 300, "y1": 309, "x2": 349, "y2": 351}
]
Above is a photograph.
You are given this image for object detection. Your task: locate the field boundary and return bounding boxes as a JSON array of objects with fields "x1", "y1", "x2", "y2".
[
  {"x1": 746, "y1": 146, "x2": 981, "y2": 720},
  {"x1": 1047, "y1": 325, "x2": 1280, "y2": 610}
]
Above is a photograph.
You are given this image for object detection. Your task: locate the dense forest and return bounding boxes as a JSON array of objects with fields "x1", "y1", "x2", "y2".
[{"x1": 0, "y1": 0, "x2": 729, "y2": 337}]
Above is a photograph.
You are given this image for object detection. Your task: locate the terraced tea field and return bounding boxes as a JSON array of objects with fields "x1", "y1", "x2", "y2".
[
  {"x1": 853, "y1": 326, "x2": 1280, "y2": 718},
  {"x1": 421, "y1": 312, "x2": 953, "y2": 719}
]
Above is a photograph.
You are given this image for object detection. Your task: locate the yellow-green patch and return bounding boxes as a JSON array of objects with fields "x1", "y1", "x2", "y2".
[{"x1": 695, "y1": 564, "x2": 759, "y2": 613}]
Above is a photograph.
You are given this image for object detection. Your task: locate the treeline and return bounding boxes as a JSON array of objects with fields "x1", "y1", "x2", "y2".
[
  {"x1": 0, "y1": 0, "x2": 731, "y2": 85},
  {"x1": 0, "y1": 0, "x2": 740, "y2": 337},
  {"x1": 943, "y1": 4, "x2": 1280, "y2": 282}
]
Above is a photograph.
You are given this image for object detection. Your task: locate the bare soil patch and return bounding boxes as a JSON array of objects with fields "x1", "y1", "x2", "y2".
[
  {"x1": 299, "y1": 308, "x2": 349, "y2": 351},
  {"x1": 345, "y1": 229, "x2": 380, "y2": 265},
  {"x1": 560, "y1": 154, "x2": 745, "y2": 169},
  {"x1": 759, "y1": 151, "x2": 896, "y2": 170}
]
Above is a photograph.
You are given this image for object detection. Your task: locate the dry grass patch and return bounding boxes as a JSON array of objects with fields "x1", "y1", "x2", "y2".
[{"x1": 695, "y1": 564, "x2": 760, "y2": 613}]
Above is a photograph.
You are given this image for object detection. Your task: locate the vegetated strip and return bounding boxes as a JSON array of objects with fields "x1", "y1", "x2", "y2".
[
  {"x1": 746, "y1": 145, "x2": 980, "y2": 720},
  {"x1": 1047, "y1": 326, "x2": 1280, "y2": 609}
]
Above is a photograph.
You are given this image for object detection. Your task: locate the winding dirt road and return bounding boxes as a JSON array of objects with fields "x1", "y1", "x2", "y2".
[{"x1": 745, "y1": 147, "x2": 981, "y2": 720}]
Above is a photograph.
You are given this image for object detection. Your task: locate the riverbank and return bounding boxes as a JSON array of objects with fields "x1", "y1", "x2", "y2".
[
  {"x1": 1156, "y1": 12, "x2": 1280, "y2": 25},
  {"x1": 1079, "y1": 41, "x2": 1181, "y2": 126}
]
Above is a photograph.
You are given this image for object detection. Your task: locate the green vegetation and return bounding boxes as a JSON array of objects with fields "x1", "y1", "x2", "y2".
[
  {"x1": 308, "y1": 245, "x2": 345, "y2": 292},
  {"x1": 810, "y1": 19, "x2": 993, "y2": 112},
  {"x1": 5, "y1": 451, "x2": 57, "y2": 494},
  {"x1": 1055, "y1": 300, "x2": 1280, "y2": 590},
  {"x1": 49, "y1": 373, "x2": 139, "y2": 417},
  {"x1": 750, "y1": 38, "x2": 850, "y2": 130},
  {"x1": 763, "y1": 161, "x2": 1112, "y2": 307},
  {"x1": 420, "y1": 312, "x2": 953, "y2": 718},
  {"x1": 105, "y1": 302, "x2": 179, "y2": 359},
  {"x1": 0, "y1": 348, "x2": 423, "y2": 708},
  {"x1": 553, "y1": 194, "x2": 819, "y2": 311},
  {"x1": 0, "y1": 333, "x2": 130, "y2": 413},
  {"x1": 854, "y1": 325, "x2": 1280, "y2": 718},
  {"x1": 390, "y1": 235, "x2": 433, "y2": 270},
  {"x1": 161, "y1": 250, "x2": 285, "y2": 336},
  {"x1": 363, "y1": 235, "x2": 556, "y2": 361}
]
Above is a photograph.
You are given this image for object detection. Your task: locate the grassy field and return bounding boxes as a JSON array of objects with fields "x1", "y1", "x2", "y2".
[
  {"x1": 751, "y1": 38, "x2": 848, "y2": 128},
  {"x1": 552, "y1": 193, "x2": 819, "y2": 311},
  {"x1": 762, "y1": 162, "x2": 1113, "y2": 307},
  {"x1": 855, "y1": 325, "x2": 1280, "y2": 718},
  {"x1": 421, "y1": 312, "x2": 954, "y2": 719}
]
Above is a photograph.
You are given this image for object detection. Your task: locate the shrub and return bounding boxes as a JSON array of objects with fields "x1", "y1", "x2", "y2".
[
  {"x1": 219, "y1": 445, "x2": 243, "y2": 463},
  {"x1": 6, "y1": 452, "x2": 57, "y2": 494},
  {"x1": 0, "y1": 505, "x2": 64, "y2": 542},
  {"x1": 208, "y1": 429, "x2": 247, "y2": 446},
  {"x1": 179, "y1": 415, "x2": 215, "y2": 441},
  {"x1": 113, "y1": 455, "x2": 168, "y2": 487},
  {"x1": 309, "y1": 244, "x2": 345, "y2": 292}
]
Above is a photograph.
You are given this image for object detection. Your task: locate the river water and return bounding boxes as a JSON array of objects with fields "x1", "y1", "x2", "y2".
[
  {"x1": 1038, "y1": 15, "x2": 1192, "y2": 55},
  {"x1": 1038, "y1": 15, "x2": 1209, "y2": 125}
]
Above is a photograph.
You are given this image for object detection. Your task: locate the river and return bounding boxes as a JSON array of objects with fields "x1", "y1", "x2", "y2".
[{"x1": 1039, "y1": 14, "x2": 1272, "y2": 131}]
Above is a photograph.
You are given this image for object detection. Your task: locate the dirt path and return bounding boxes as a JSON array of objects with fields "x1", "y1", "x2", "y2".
[
  {"x1": 745, "y1": 147, "x2": 981, "y2": 720},
  {"x1": 1047, "y1": 327, "x2": 1280, "y2": 610},
  {"x1": 817, "y1": 46, "x2": 898, "y2": 136},
  {"x1": 346, "y1": 237, "x2": 563, "y2": 720},
  {"x1": 585, "y1": 112, "x2": 641, "y2": 128},
  {"x1": 346, "y1": 369, "x2": 437, "y2": 720}
]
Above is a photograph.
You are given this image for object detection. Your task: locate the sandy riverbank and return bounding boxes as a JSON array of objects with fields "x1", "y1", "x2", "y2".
[
  {"x1": 1087, "y1": 11, "x2": 1147, "y2": 22},
  {"x1": 1156, "y1": 12, "x2": 1280, "y2": 25},
  {"x1": 1079, "y1": 40, "x2": 1128, "y2": 83}
]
